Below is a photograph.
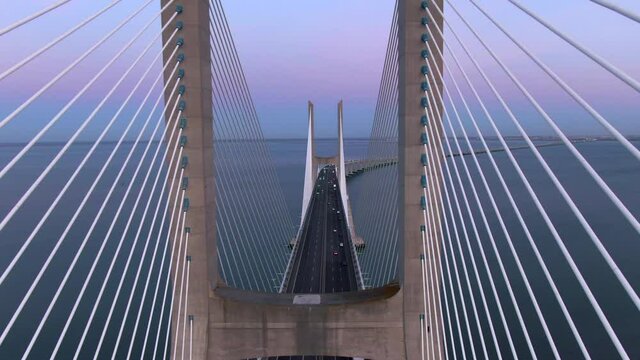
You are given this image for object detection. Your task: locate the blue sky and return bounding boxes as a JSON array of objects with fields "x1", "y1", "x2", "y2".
[{"x1": 0, "y1": 0, "x2": 638, "y2": 142}]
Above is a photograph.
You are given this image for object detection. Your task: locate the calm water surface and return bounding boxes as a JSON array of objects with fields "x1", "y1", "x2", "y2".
[{"x1": 0, "y1": 138, "x2": 638, "y2": 358}]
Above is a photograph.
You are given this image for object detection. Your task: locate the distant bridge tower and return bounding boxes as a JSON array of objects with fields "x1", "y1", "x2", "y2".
[
  {"x1": 160, "y1": 0, "x2": 445, "y2": 358},
  {"x1": 299, "y1": 101, "x2": 364, "y2": 248}
]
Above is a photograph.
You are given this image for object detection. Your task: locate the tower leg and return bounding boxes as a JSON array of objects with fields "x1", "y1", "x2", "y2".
[
  {"x1": 161, "y1": 1, "x2": 216, "y2": 358},
  {"x1": 398, "y1": 0, "x2": 445, "y2": 358}
]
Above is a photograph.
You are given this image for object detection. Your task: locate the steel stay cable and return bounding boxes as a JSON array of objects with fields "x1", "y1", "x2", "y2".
[
  {"x1": 421, "y1": 83, "x2": 475, "y2": 359},
  {"x1": 426, "y1": 137, "x2": 477, "y2": 360},
  {"x1": 354, "y1": 47, "x2": 395, "y2": 282},
  {"x1": 189, "y1": 314, "x2": 194, "y2": 360},
  {"x1": 0, "y1": 5, "x2": 178, "y2": 235},
  {"x1": 422, "y1": 5, "x2": 590, "y2": 356},
  {"x1": 109, "y1": 110, "x2": 187, "y2": 357},
  {"x1": 107, "y1": 146, "x2": 182, "y2": 360},
  {"x1": 0, "y1": 0, "x2": 161, "y2": 130},
  {"x1": 207, "y1": 29, "x2": 289, "y2": 276},
  {"x1": 590, "y1": 0, "x2": 640, "y2": 23},
  {"x1": 362, "y1": 13, "x2": 399, "y2": 280},
  {"x1": 357, "y1": 13, "x2": 396, "y2": 234},
  {"x1": 51, "y1": 79, "x2": 180, "y2": 359},
  {"x1": 422, "y1": 120, "x2": 455, "y2": 360},
  {"x1": 420, "y1": 109, "x2": 445, "y2": 359},
  {"x1": 433, "y1": 3, "x2": 636, "y2": 355},
  {"x1": 125, "y1": 163, "x2": 184, "y2": 359},
  {"x1": 207, "y1": 50, "x2": 285, "y2": 288},
  {"x1": 171, "y1": 231, "x2": 190, "y2": 360},
  {"x1": 367, "y1": 56, "x2": 400, "y2": 287},
  {"x1": 152, "y1": 209, "x2": 187, "y2": 359},
  {"x1": 217, "y1": 219, "x2": 238, "y2": 288},
  {"x1": 57, "y1": 77, "x2": 182, "y2": 360},
  {"x1": 420, "y1": 228, "x2": 436, "y2": 360},
  {"x1": 213, "y1": 179, "x2": 253, "y2": 289},
  {"x1": 423, "y1": 79, "x2": 466, "y2": 358},
  {"x1": 446, "y1": 0, "x2": 640, "y2": 299},
  {"x1": 0, "y1": 1, "x2": 121, "y2": 82},
  {"x1": 84, "y1": 101, "x2": 185, "y2": 360},
  {"x1": 211, "y1": 0, "x2": 296, "y2": 236},
  {"x1": 370, "y1": 86, "x2": 400, "y2": 287},
  {"x1": 142, "y1": 189, "x2": 185, "y2": 359},
  {"x1": 427, "y1": 1, "x2": 626, "y2": 356},
  {"x1": 208, "y1": 82, "x2": 260, "y2": 290},
  {"x1": 420, "y1": 76, "x2": 454, "y2": 360},
  {"x1": 421, "y1": 13, "x2": 559, "y2": 359},
  {"x1": 15, "y1": 39, "x2": 181, "y2": 360},
  {"x1": 442, "y1": 63, "x2": 588, "y2": 359},
  {"x1": 425, "y1": 58, "x2": 537, "y2": 358},
  {"x1": 441, "y1": 23, "x2": 627, "y2": 360},
  {"x1": 161, "y1": 218, "x2": 190, "y2": 360},
  {"x1": 356, "y1": 47, "x2": 396, "y2": 282},
  {"x1": 0, "y1": 0, "x2": 71, "y2": 36},
  {"x1": 136, "y1": 168, "x2": 185, "y2": 359},
  {"x1": 209, "y1": 76, "x2": 272, "y2": 291},
  {"x1": 419, "y1": 44, "x2": 512, "y2": 358},
  {"x1": 360, "y1": 11, "x2": 397, "y2": 256},
  {"x1": 438, "y1": 134, "x2": 496, "y2": 359},
  {"x1": 181, "y1": 257, "x2": 192, "y2": 360},
  {"x1": 419, "y1": 24, "x2": 522, "y2": 360},
  {"x1": 437, "y1": 107, "x2": 512, "y2": 360},
  {"x1": 208, "y1": 6, "x2": 292, "y2": 269},
  {"x1": 0, "y1": 49, "x2": 180, "y2": 355},
  {"x1": 468, "y1": 0, "x2": 640, "y2": 162},
  {"x1": 43, "y1": 64, "x2": 178, "y2": 358},
  {"x1": 359, "y1": 21, "x2": 399, "y2": 284},
  {"x1": 51, "y1": 74, "x2": 178, "y2": 359},
  {"x1": 209, "y1": 1, "x2": 295, "y2": 249},
  {"x1": 422, "y1": 207, "x2": 445, "y2": 360},
  {"x1": 426, "y1": 92, "x2": 493, "y2": 358},
  {"x1": 0, "y1": 25, "x2": 180, "y2": 288},
  {"x1": 421, "y1": 273, "x2": 426, "y2": 360},
  {"x1": 509, "y1": 0, "x2": 640, "y2": 93}
]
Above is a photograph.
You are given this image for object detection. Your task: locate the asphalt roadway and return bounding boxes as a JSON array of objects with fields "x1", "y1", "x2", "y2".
[{"x1": 286, "y1": 165, "x2": 358, "y2": 294}]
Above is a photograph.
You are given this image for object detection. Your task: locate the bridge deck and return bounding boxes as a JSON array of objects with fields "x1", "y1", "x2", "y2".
[{"x1": 286, "y1": 166, "x2": 358, "y2": 293}]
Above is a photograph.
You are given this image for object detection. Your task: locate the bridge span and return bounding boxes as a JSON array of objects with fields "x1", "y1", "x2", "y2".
[
  {"x1": 285, "y1": 165, "x2": 358, "y2": 294},
  {"x1": 2, "y1": 0, "x2": 638, "y2": 359}
]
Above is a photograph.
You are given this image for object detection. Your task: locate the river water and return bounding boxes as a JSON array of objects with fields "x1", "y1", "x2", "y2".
[{"x1": 0, "y1": 138, "x2": 638, "y2": 358}]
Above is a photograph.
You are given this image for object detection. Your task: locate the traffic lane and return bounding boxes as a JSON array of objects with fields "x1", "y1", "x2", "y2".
[
  {"x1": 293, "y1": 170, "x2": 325, "y2": 293},
  {"x1": 290, "y1": 167, "x2": 330, "y2": 293},
  {"x1": 288, "y1": 165, "x2": 358, "y2": 294},
  {"x1": 330, "y1": 168, "x2": 357, "y2": 291},
  {"x1": 288, "y1": 176, "x2": 320, "y2": 293},
  {"x1": 324, "y1": 167, "x2": 355, "y2": 293},
  {"x1": 287, "y1": 169, "x2": 320, "y2": 293}
]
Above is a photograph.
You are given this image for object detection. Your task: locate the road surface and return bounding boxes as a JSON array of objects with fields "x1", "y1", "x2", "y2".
[{"x1": 286, "y1": 165, "x2": 358, "y2": 293}]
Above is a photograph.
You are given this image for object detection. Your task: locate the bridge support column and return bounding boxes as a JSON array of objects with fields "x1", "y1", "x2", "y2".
[
  {"x1": 300, "y1": 101, "x2": 316, "y2": 229},
  {"x1": 337, "y1": 100, "x2": 350, "y2": 229},
  {"x1": 398, "y1": 0, "x2": 445, "y2": 358},
  {"x1": 161, "y1": 1, "x2": 216, "y2": 359}
]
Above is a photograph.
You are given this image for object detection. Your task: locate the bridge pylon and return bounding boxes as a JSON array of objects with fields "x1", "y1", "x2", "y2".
[
  {"x1": 297, "y1": 101, "x2": 364, "y2": 249},
  {"x1": 160, "y1": 0, "x2": 445, "y2": 358}
]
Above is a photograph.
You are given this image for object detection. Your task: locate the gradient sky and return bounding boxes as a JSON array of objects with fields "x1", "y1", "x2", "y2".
[{"x1": 0, "y1": 0, "x2": 638, "y2": 142}]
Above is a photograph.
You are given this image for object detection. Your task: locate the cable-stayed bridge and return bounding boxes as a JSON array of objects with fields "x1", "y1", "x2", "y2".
[{"x1": 0, "y1": 0, "x2": 638, "y2": 359}]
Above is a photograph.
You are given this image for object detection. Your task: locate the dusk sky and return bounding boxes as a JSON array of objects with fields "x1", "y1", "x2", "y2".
[{"x1": 0, "y1": 0, "x2": 638, "y2": 142}]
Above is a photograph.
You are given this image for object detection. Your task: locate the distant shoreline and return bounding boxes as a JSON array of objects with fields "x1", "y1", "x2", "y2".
[{"x1": 0, "y1": 135, "x2": 637, "y2": 147}]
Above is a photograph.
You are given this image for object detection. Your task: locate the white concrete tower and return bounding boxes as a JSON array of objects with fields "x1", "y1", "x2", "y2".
[
  {"x1": 337, "y1": 100, "x2": 350, "y2": 229},
  {"x1": 300, "y1": 101, "x2": 316, "y2": 228}
]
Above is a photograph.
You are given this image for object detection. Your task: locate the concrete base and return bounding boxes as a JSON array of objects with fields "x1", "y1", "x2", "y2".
[{"x1": 207, "y1": 283, "x2": 406, "y2": 359}]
